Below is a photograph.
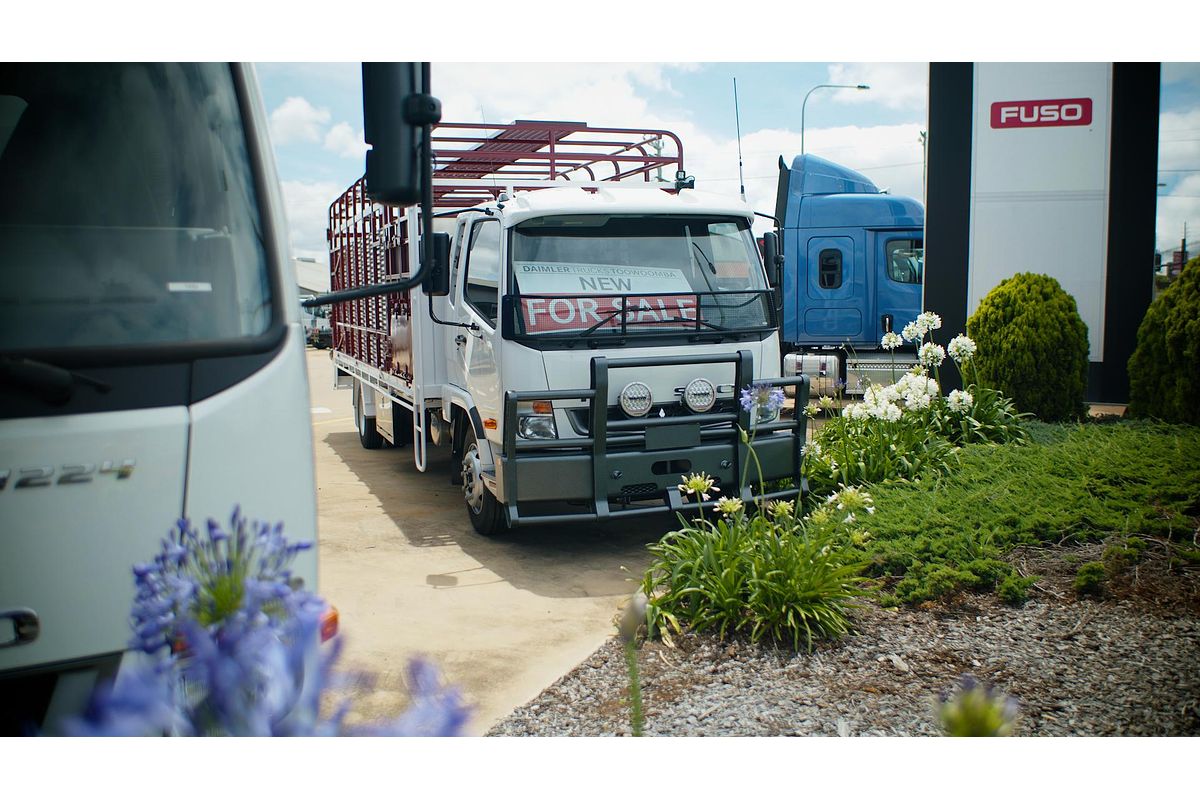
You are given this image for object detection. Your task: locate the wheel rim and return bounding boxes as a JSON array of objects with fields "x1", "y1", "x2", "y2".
[{"x1": 462, "y1": 443, "x2": 484, "y2": 514}]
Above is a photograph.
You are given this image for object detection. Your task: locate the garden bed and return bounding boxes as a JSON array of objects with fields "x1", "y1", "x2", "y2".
[
  {"x1": 488, "y1": 544, "x2": 1199, "y2": 736},
  {"x1": 489, "y1": 419, "x2": 1200, "y2": 737}
]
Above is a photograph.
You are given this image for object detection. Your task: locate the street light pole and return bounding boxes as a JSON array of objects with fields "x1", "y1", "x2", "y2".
[{"x1": 801, "y1": 83, "x2": 870, "y2": 156}]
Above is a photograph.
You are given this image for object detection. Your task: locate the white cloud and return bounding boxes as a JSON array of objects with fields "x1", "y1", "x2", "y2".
[
  {"x1": 1159, "y1": 108, "x2": 1200, "y2": 173},
  {"x1": 827, "y1": 63, "x2": 928, "y2": 112},
  {"x1": 1157, "y1": 173, "x2": 1200, "y2": 256},
  {"x1": 269, "y1": 96, "x2": 331, "y2": 145},
  {"x1": 324, "y1": 122, "x2": 367, "y2": 159},
  {"x1": 682, "y1": 123, "x2": 926, "y2": 235},
  {"x1": 280, "y1": 180, "x2": 343, "y2": 264}
]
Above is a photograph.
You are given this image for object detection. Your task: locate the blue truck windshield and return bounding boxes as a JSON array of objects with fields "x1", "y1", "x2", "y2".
[
  {"x1": 0, "y1": 63, "x2": 271, "y2": 352},
  {"x1": 509, "y1": 214, "x2": 772, "y2": 338}
]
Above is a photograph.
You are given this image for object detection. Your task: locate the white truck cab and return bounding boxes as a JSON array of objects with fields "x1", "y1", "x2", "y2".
[{"x1": 0, "y1": 63, "x2": 318, "y2": 734}]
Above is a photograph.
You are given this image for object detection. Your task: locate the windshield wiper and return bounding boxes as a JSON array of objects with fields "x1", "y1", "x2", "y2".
[
  {"x1": 691, "y1": 242, "x2": 718, "y2": 275},
  {"x1": 576, "y1": 306, "x2": 628, "y2": 337},
  {"x1": 0, "y1": 357, "x2": 112, "y2": 406}
]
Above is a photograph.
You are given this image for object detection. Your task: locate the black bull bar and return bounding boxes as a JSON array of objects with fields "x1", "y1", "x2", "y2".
[{"x1": 498, "y1": 349, "x2": 810, "y2": 527}]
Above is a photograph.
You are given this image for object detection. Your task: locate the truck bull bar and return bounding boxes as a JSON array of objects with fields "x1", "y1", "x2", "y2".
[{"x1": 499, "y1": 350, "x2": 810, "y2": 527}]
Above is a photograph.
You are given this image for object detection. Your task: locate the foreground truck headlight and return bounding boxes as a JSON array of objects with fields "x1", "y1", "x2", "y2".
[{"x1": 517, "y1": 400, "x2": 558, "y2": 439}]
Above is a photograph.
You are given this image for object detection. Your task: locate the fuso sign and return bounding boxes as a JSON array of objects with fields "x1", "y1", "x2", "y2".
[{"x1": 990, "y1": 98, "x2": 1093, "y2": 129}]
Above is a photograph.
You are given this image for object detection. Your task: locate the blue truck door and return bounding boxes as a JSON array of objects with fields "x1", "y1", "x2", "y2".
[
  {"x1": 874, "y1": 232, "x2": 924, "y2": 339},
  {"x1": 802, "y1": 234, "x2": 863, "y2": 342}
]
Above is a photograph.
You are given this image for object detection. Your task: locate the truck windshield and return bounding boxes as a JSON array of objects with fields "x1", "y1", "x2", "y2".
[
  {"x1": 0, "y1": 63, "x2": 271, "y2": 353},
  {"x1": 509, "y1": 214, "x2": 773, "y2": 339}
]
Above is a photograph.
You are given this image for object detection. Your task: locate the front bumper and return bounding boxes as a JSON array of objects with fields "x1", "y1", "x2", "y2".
[{"x1": 498, "y1": 349, "x2": 810, "y2": 527}]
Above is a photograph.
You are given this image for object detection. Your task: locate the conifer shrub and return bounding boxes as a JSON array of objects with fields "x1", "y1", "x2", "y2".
[
  {"x1": 1127, "y1": 255, "x2": 1200, "y2": 424},
  {"x1": 967, "y1": 273, "x2": 1089, "y2": 421}
]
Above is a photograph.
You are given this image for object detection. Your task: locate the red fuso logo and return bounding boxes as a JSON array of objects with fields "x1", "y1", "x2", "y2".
[{"x1": 990, "y1": 98, "x2": 1093, "y2": 129}]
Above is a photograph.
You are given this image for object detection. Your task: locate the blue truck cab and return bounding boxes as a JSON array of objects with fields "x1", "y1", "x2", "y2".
[{"x1": 773, "y1": 155, "x2": 924, "y2": 394}]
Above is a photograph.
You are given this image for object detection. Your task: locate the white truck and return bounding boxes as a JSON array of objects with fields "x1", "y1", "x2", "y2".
[
  {"x1": 326, "y1": 120, "x2": 809, "y2": 536},
  {"x1": 0, "y1": 63, "x2": 323, "y2": 734}
]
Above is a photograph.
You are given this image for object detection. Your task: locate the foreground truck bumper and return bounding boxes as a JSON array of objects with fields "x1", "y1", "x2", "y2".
[{"x1": 498, "y1": 350, "x2": 809, "y2": 527}]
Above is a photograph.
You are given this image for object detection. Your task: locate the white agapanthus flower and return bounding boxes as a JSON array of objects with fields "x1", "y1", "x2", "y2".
[
  {"x1": 905, "y1": 392, "x2": 932, "y2": 411},
  {"x1": 948, "y1": 389, "x2": 974, "y2": 413},
  {"x1": 919, "y1": 342, "x2": 946, "y2": 368},
  {"x1": 843, "y1": 403, "x2": 869, "y2": 420},
  {"x1": 881, "y1": 331, "x2": 903, "y2": 350},
  {"x1": 901, "y1": 321, "x2": 922, "y2": 343},
  {"x1": 948, "y1": 334, "x2": 977, "y2": 363},
  {"x1": 881, "y1": 402, "x2": 903, "y2": 422},
  {"x1": 916, "y1": 311, "x2": 943, "y2": 334}
]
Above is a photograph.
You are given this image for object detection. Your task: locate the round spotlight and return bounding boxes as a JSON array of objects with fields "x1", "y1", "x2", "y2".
[
  {"x1": 619, "y1": 381, "x2": 653, "y2": 417},
  {"x1": 682, "y1": 377, "x2": 716, "y2": 413}
]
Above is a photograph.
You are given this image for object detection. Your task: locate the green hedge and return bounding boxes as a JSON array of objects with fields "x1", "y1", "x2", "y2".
[
  {"x1": 967, "y1": 273, "x2": 1088, "y2": 421},
  {"x1": 1128, "y1": 256, "x2": 1200, "y2": 424}
]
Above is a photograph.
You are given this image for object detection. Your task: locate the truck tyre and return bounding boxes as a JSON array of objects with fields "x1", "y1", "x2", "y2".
[
  {"x1": 461, "y1": 427, "x2": 509, "y2": 537},
  {"x1": 354, "y1": 383, "x2": 383, "y2": 450}
]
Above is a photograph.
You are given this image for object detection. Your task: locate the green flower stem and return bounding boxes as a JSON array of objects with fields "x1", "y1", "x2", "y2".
[{"x1": 625, "y1": 641, "x2": 643, "y2": 737}]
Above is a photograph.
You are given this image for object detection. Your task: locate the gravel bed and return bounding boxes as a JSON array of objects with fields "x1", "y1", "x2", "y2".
[{"x1": 488, "y1": 587, "x2": 1200, "y2": 736}]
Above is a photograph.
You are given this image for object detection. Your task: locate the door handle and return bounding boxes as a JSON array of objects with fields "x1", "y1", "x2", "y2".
[
  {"x1": 0, "y1": 608, "x2": 39, "y2": 648},
  {"x1": 455, "y1": 334, "x2": 467, "y2": 347}
]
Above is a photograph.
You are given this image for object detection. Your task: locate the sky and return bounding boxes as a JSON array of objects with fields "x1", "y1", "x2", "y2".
[{"x1": 258, "y1": 60, "x2": 1200, "y2": 279}]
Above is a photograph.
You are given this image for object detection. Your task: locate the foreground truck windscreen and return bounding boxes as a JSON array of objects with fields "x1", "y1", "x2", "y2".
[
  {"x1": 0, "y1": 63, "x2": 317, "y2": 734},
  {"x1": 328, "y1": 121, "x2": 809, "y2": 536}
]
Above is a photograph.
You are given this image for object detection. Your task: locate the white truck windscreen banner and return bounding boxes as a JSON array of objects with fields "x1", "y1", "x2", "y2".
[{"x1": 514, "y1": 261, "x2": 698, "y2": 333}]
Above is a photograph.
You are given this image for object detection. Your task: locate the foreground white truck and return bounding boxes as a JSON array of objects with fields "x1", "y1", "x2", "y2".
[
  {"x1": 327, "y1": 121, "x2": 809, "y2": 535},
  {"x1": 0, "y1": 63, "x2": 325, "y2": 734}
]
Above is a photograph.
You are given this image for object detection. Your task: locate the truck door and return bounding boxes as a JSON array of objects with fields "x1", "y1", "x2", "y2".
[
  {"x1": 454, "y1": 217, "x2": 503, "y2": 437},
  {"x1": 875, "y1": 234, "x2": 924, "y2": 338},
  {"x1": 803, "y1": 235, "x2": 863, "y2": 342}
]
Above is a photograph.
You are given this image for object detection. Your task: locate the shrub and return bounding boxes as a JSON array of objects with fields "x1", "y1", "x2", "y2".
[
  {"x1": 1128, "y1": 255, "x2": 1200, "y2": 424},
  {"x1": 997, "y1": 574, "x2": 1037, "y2": 606},
  {"x1": 641, "y1": 479, "x2": 866, "y2": 651},
  {"x1": 967, "y1": 273, "x2": 1089, "y2": 421},
  {"x1": 1074, "y1": 561, "x2": 1107, "y2": 596}
]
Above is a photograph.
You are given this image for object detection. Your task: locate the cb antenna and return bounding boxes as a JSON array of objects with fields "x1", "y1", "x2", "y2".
[{"x1": 733, "y1": 77, "x2": 746, "y2": 202}]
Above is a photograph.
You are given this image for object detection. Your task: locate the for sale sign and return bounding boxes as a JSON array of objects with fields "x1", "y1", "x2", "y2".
[{"x1": 514, "y1": 261, "x2": 699, "y2": 333}]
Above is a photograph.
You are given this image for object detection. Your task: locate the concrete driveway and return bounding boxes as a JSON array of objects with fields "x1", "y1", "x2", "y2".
[{"x1": 304, "y1": 348, "x2": 669, "y2": 734}]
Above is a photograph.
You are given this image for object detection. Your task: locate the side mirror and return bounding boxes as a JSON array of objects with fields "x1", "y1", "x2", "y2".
[
  {"x1": 361, "y1": 63, "x2": 440, "y2": 206},
  {"x1": 762, "y1": 231, "x2": 783, "y2": 288},
  {"x1": 421, "y1": 232, "x2": 451, "y2": 297}
]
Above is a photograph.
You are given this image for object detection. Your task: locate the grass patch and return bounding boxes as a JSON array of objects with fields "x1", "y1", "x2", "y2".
[{"x1": 835, "y1": 421, "x2": 1200, "y2": 604}]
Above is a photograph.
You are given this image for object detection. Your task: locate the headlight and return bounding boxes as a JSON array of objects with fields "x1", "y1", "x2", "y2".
[
  {"x1": 517, "y1": 400, "x2": 558, "y2": 439},
  {"x1": 756, "y1": 404, "x2": 780, "y2": 424},
  {"x1": 619, "y1": 381, "x2": 653, "y2": 417},
  {"x1": 682, "y1": 378, "x2": 716, "y2": 413}
]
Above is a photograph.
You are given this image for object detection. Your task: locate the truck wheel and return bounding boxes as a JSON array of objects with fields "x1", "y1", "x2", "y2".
[
  {"x1": 354, "y1": 384, "x2": 383, "y2": 450},
  {"x1": 461, "y1": 427, "x2": 508, "y2": 536}
]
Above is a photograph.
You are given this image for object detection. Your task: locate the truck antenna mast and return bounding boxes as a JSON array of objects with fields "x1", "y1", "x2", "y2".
[{"x1": 734, "y1": 77, "x2": 746, "y2": 203}]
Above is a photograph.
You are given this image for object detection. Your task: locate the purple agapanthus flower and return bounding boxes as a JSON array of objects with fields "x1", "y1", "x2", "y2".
[
  {"x1": 739, "y1": 382, "x2": 786, "y2": 415},
  {"x1": 348, "y1": 657, "x2": 472, "y2": 737},
  {"x1": 66, "y1": 506, "x2": 470, "y2": 737}
]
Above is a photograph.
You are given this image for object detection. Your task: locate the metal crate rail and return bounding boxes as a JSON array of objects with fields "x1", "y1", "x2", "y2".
[
  {"x1": 327, "y1": 176, "x2": 411, "y2": 376},
  {"x1": 429, "y1": 121, "x2": 685, "y2": 210}
]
